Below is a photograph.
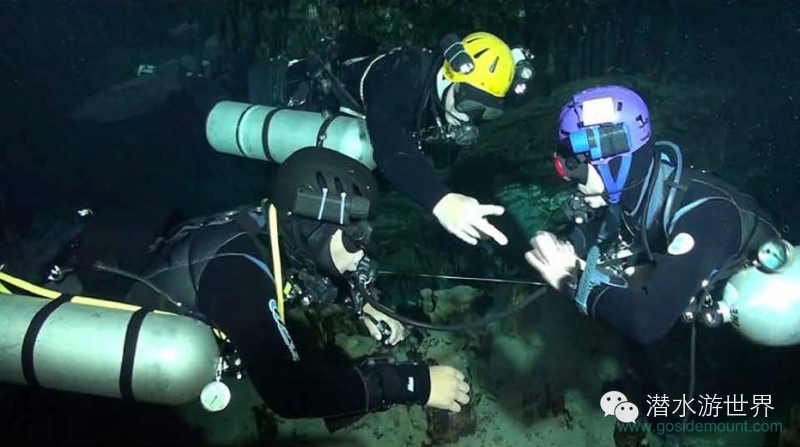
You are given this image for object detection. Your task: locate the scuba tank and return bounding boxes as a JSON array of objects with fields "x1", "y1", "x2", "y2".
[
  {"x1": 206, "y1": 100, "x2": 377, "y2": 169},
  {"x1": 208, "y1": 35, "x2": 537, "y2": 167},
  {"x1": 0, "y1": 273, "x2": 223, "y2": 407}
]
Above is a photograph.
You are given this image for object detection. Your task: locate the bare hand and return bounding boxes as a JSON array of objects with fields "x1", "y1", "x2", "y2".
[
  {"x1": 426, "y1": 365, "x2": 470, "y2": 413},
  {"x1": 432, "y1": 193, "x2": 508, "y2": 246},
  {"x1": 362, "y1": 303, "x2": 406, "y2": 346},
  {"x1": 524, "y1": 231, "x2": 585, "y2": 290}
]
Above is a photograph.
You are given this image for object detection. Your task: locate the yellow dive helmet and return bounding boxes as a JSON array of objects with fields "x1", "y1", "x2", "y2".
[{"x1": 442, "y1": 32, "x2": 515, "y2": 98}]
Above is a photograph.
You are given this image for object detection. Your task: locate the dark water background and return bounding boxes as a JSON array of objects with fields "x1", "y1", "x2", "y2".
[{"x1": 2, "y1": 1, "x2": 800, "y2": 234}]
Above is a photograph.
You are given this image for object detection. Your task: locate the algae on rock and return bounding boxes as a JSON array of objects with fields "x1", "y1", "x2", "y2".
[
  {"x1": 420, "y1": 285, "x2": 484, "y2": 326},
  {"x1": 495, "y1": 182, "x2": 569, "y2": 238}
]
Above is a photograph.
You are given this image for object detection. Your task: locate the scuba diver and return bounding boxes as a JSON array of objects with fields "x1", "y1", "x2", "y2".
[
  {"x1": 0, "y1": 147, "x2": 470, "y2": 424},
  {"x1": 524, "y1": 85, "x2": 800, "y2": 347},
  {"x1": 284, "y1": 31, "x2": 535, "y2": 248},
  {"x1": 121, "y1": 146, "x2": 471, "y2": 420},
  {"x1": 70, "y1": 31, "x2": 537, "y2": 248}
]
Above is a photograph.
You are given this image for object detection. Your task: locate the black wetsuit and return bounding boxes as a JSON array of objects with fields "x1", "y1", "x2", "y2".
[
  {"x1": 130, "y1": 211, "x2": 431, "y2": 419},
  {"x1": 245, "y1": 48, "x2": 450, "y2": 213},
  {"x1": 192, "y1": 46, "x2": 451, "y2": 212},
  {"x1": 566, "y1": 146, "x2": 775, "y2": 345},
  {"x1": 336, "y1": 48, "x2": 451, "y2": 212}
]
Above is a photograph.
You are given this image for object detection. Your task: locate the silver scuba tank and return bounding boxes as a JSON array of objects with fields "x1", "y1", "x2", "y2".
[
  {"x1": 0, "y1": 293, "x2": 221, "y2": 406},
  {"x1": 205, "y1": 100, "x2": 377, "y2": 169}
]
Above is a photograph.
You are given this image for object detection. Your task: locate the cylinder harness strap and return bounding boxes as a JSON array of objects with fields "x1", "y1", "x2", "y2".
[
  {"x1": 316, "y1": 115, "x2": 339, "y2": 148},
  {"x1": 0, "y1": 271, "x2": 158, "y2": 399},
  {"x1": 21, "y1": 293, "x2": 74, "y2": 388},
  {"x1": 258, "y1": 107, "x2": 286, "y2": 162},
  {"x1": 0, "y1": 270, "x2": 165, "y2": 313},
  {"x1": 0, "y1": 269, "x2": 229, "y2": 344},
  {"x1": 307, "y1": 50, "x2": 366, "y2": 118},
  {"x1": 119, "y1": 307, "x2": 153, "y2": 400},
  {"x1": 358, "y1": 52, "x2": 390, "y2": 111}
]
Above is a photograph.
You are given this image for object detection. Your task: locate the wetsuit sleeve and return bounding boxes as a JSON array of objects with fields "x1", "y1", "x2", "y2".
[
  {"x1": 363, "y1": 55, "x2": 451, "y2": 212},
  {"x1": 195, "y1": 234, "x2": 431, "y2": 419},
  {"x1": 586, "y1": 201, "x2": 741, "y2": 344}
]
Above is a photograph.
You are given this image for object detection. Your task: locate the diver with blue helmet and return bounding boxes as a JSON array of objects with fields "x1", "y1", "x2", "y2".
[{"x1": 525, "y1": 85, "x2": 800, "y2": 347}]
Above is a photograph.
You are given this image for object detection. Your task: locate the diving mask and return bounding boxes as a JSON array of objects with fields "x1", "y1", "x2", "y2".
[
  {"x1": 554, "y1": 122, "x2": 636, "y2": 204},
  {"x1": 452, "y1": 82, "x2": 504, "y2": 122},
  {"x1": 552, "y1": 152, "x2": 589, "y2": 183},
  {"x1": 343, "y1": 220, "x2": 373, "y2": 251},
  {"x1": 288, "y1": 217, "x2": 372, "y2": 278}
]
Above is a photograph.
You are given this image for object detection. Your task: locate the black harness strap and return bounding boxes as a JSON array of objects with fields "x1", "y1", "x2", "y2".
[
  {"x1": 234, "y1": 104, "x2": 258, "y2": 158},
  {"x1": 0, "y1": 279, "x2": 32, "y2": 296},
  {"x1": 119, "y1": 307, "x2": 152, "y2": 401},
  {"x1": 261, "y1": 107, "x2": 286, "y2": 162},
  {"x1": 308, "y1": 50, "x2": 366, "y2": 116},
  {"x1": 415, "y1": 53, "x2": 444, "y2": 134},
  {"x1": 21, "y1": 294, "x2": 74, "y2": 388},
  {"x1": 317, "y1": 115, "x2": 338, "y2": 147}
]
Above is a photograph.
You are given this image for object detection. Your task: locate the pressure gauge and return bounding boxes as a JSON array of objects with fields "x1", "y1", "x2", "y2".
[
  {"x1": 756, "y1": 239, "x2": 794, "y2": 273},
  {"x1": 200, "y1": 380, "x2": 231, "y2": 412}
]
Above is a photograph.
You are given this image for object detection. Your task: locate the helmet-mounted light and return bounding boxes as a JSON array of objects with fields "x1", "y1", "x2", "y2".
[
  {"x1": 291, "y1": 189, "x2": 370, "y2": 226},
  {"x1": 510, "y1": 47, "x2": 535, "y2": 96},
  {"x1": 439, "y1": 34, "x2": 474, "y2": 75},
  {"x1": 565, "y1": 97, "x2": 634, "y2": 163}
]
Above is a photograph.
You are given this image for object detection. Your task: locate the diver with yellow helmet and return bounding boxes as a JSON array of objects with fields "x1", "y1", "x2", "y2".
[
  {"x1": 250, "y1": 31, "x2": 535, "y2": 247},
  {"x1": 71, "y1": 31, "x2": 535, "y2": 248},
  {"x1": 437, "y1": 32, "x2": 533, "y2": 125},
  {"x1": 348, "y1": 31, "x2": 535, "y2": 247}
]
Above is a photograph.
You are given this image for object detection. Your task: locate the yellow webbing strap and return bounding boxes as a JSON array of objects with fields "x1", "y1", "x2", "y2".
[
  {"x1": 268, "y1": 204, "x2": 285, "y2": 322},
  {"x1": 0, "y1": 268, "x2": 231, "y2": 341},
  {"x1": 0, "y1": 270, "x2": 172, "y2": 314}
]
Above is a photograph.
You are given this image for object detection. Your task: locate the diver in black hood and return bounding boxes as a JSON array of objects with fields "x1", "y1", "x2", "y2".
[
  {"x1": 123, "y1": 147, "x2": 470, "y2": 423},
  {"x1": 525, "y1": 85, "x2": 791, "y2": 346}
]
